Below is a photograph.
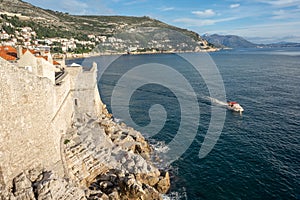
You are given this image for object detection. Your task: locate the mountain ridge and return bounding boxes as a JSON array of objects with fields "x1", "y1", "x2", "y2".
[
  {"x1": 202, "y1": 33, "x2": 300, "y2": 49},
  {"x1": 0, "y1": 0, "x2": 216, "y2": 53},
  {"x1": 202, "y1": 34, "x2": 257, "y2": 48}
]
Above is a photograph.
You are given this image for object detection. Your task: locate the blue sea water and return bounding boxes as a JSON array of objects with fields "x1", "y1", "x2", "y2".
[{"x1": 68, "y1": 48, "x2": 300, "y2": 199}]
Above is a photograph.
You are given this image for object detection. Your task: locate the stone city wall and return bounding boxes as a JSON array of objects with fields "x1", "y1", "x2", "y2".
[
  {"x1": 0, "y1": 58, "x2": 61, "y2": 186},
  {"x1": 0, "y1": 58, "x2": 103, "y2": 189},
  {"x1": 37, "y1": 57, "x2": 55, "y2": 84},
  {"x1": 18, "y1": 51, "x2": 56, "y2": 84},
  {"x1": 0, "y1": 58, "x2": 171, "y2": 199},
  {"x1": 53, "y1": 74, "x2": 71, "y2": 117},
  {"x1": 72, "y1": 63, "x2": 102, "y2": 117}
]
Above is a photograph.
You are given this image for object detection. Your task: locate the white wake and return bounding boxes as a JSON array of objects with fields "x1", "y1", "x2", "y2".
[{"x1": 206, "y1": 96, "x2": 228, "y2": 106}]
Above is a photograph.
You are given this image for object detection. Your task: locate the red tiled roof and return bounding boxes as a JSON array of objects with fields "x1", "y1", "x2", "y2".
[
  {"x1": 22, "y1": 49, "x2": 36, "y2": 55},
  {"x1": 0, "y1": 46, "x2": 17, "y2": 61},
  {"x1": 53, "y1": 60, "x2": 61, "y2": 65},
  {"x1": 0, "y1": 46, "x2": 50, "y2": 62},
  {"x1": 36, "y1": 55, "x2": 48, "y2": 61}
]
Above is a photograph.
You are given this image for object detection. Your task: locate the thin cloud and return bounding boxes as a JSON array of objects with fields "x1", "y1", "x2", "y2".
[
  {"x1": 272, "y1": 8, "x2": 300, "y2": 19},
  {"x1": 61, "y1": 0, "x2": 88, "y2": 14},
  {"x1": 230, "y1": 4, "x2": 240, "y2": 8},
  {"x1": 192, "y1": 9, "x2": 216, "y2": 18},
  {"x1": 159, "y1": 7, "x2": 175, "y2": 11},
  {"x1": 124, "y1": 0, "x2": 147, "y2": 5},
  {"x1": 62, "y1": 0, "x2": 88, "y2": 8},
  {"x1": 23, "y1": 0, "x2": 114, "y2": 15},
  {"x1": 174, "y1": 17, "x2": 239, "y2": 26},
  {"x1": 255, "y1": 0, "x2": 300, "y2": 7}
]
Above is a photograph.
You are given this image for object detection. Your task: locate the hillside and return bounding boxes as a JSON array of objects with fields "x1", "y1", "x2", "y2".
[
  {"x1": 202, "y1": 34, "x2": 300, "y2": 49},
  {"x1": 0, "y1": 0, "x2": 215, "y2": 53},
  {"x1": 202, "y1": 34, "x2": 257, "y2": 48}
]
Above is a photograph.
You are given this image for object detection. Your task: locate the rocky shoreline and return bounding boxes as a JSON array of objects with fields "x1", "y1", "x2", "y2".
[{"x1": 1, "y1": 104, "x2": 170, "y2": 200}]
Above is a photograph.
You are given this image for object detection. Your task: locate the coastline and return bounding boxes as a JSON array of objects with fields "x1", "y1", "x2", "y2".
[
  {"x1": 61, "y1": 104, "x2": 171, "y2": 199},
  {"x1": 65, "y1": 48, "x2": 220, "y2": 60}
]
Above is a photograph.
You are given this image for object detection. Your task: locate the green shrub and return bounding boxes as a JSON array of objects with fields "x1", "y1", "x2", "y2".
[{"x1": 64, "y1": 139, "x2": 70, "y2": 144}]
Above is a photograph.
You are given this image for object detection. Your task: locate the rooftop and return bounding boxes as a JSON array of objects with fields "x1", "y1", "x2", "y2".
[{"x1": 0, "y1": 45, "x2": 59, "y2": 65}]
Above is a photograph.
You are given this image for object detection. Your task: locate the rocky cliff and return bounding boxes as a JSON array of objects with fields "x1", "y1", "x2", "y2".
[{"x1": 1, "y1": 111, "x2": 170, "y2": 200}]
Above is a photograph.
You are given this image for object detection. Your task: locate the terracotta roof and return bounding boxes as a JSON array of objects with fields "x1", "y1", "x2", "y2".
[
  {"x1": 53, "y1": 60, "x2": 61, "y2": 65},
  {"x1": 36, "y1": 55, "x2": 48, "y2": 61},
  {"x1": 22, "y1": 49, "x2": 36, "y2": 55},
  {"x1": 0, "y1": 46, "x2": 17, "y2": 61},
  {"x1": 0, "y1": 46, "x2": 50, "y2": 61}
]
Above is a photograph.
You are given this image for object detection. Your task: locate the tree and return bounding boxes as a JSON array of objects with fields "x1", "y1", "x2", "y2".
[{"x1": 2, "y1": 24, "x2": 14, "y2": 35}]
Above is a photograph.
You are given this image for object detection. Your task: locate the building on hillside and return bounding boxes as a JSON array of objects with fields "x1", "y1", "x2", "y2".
[
  {"x1": 0, "y1": 31, "x2": 10, "y2": 40},
  {"x1": 0, "y1": 45, "x2": 65, "y2": 84}
]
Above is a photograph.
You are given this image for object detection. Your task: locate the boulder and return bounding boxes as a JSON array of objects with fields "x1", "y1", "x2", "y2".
[
  {"x1": 141, "y1": 184, "x2": 162, "y2": 200},
  {"x1": 108, "y1": 190, "x2": 120, "y2": 200},
  {"x1": 156, "y1": 172, "x2": 170, "y2": 194},
  {"x1": 13, "y1": 173, "x2": 32, "y2": 193},
  {"x1": 99, "y1": 181, "x2": 114, "y2": 190}
]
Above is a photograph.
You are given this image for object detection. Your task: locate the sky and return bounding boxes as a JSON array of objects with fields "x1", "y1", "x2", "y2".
[{"x1": 23, "y1": 0, "x2": 300, "y2": 43}]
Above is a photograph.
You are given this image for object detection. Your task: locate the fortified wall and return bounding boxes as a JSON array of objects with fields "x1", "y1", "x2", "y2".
[
  {"x1": 0, "y1": 51, "x2": 171, "y2": 199},
  {"x1": 0, "y1": 57, "x2": 102, "y2": 188}
]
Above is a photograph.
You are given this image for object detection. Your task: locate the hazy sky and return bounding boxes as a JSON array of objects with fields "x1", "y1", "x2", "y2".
[{"x1": 23, "y1": 0, "x2": 300, "y2": 43}]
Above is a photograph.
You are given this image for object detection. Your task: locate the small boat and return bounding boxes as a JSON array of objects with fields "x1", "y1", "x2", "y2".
[{"x1": 227, "y1": 101, "x2": 244, "y2": 113}]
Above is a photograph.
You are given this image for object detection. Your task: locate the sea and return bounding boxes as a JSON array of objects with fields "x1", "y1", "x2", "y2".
[{"x1": 67, "y1": 47, "x2": 300, "y2": 200}]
